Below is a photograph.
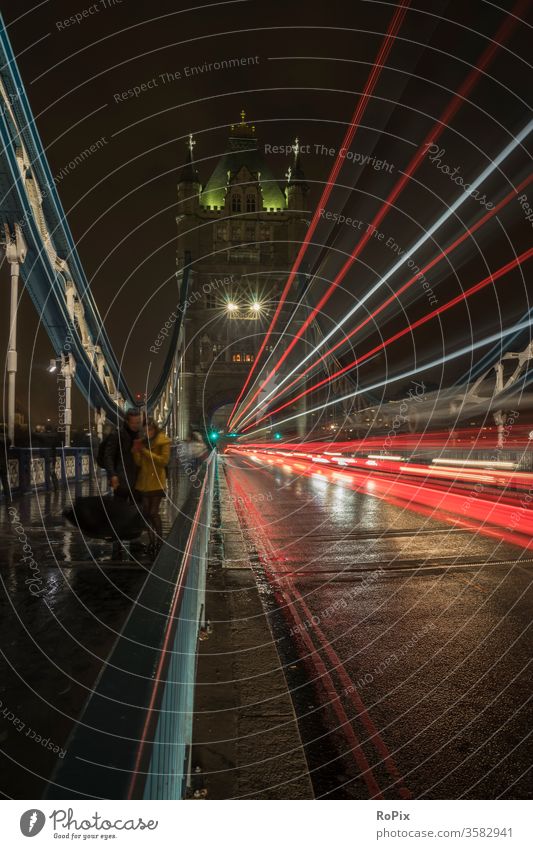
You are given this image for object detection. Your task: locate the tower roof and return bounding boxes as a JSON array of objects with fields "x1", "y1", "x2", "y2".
[{"x1": 201, "y1": 111, "x2": 287, "y2": 210}]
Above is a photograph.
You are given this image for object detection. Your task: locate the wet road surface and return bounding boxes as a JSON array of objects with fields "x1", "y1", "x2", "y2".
[
  {"x1": 222, "y1": 452, "x2": 533, "y2": 800},
  {"x1": 0, "y1": 472, "x2": 190, "y2": 799}
]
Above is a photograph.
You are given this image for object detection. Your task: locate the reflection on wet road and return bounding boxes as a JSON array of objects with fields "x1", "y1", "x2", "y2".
[{"x1": 223, "y1": 452, "x2": 533, "y2": 799}]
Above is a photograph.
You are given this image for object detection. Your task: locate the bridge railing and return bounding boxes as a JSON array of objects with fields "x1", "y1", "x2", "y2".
[
  {"x1": 45, "y1": 451, "x2": 217, "y2": 800},
  {"x1": 1, "y1": 446, "x2": 95, "y2": 497}
]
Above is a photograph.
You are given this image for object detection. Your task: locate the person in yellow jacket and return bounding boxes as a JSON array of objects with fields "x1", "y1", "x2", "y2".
[{"x1": 132, "y1": 418, "x2": 171, "y2": 553}]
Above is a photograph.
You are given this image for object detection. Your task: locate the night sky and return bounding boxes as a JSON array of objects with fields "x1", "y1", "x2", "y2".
[{"x1": 0, "y1": 0, "x2": 531, "y2": 428}]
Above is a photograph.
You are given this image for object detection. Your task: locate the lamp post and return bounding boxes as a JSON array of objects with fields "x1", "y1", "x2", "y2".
[
  {"x1": 3, "y1": 223, "x2": 27, "y2": 444},
  {"x1": 51, "y1": 353, "x2": 76, "y2": 447}
]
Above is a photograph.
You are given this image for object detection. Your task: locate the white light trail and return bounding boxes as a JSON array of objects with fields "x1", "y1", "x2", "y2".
[
  {"x1": 237, "y1": 120, "x2": 533, "y2": 429},
  {"x1": 432, "y1": 458, "x2": 517, "y2": 469},
  {"x1": 242, "y1": 317, "x2": 533, "y2": 438}
]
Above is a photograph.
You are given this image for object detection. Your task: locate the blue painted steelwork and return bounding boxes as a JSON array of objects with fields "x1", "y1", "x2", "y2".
[
  {"x1": 45, "y1": 452, "x2": 217, "y2": 800},
  {"x1": 146, "y1": 253, "x2": 191, "y2": 419},
  {"x1": 0, "y1": 15, "x2": 187, "y2": 418},
  {"x1": 455, "y1": 306, "x2": 533, "y2": 389}
]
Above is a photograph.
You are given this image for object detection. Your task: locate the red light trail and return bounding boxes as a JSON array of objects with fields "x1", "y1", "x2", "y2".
[
  {"x1": 227, "y1": 446, "x2": 533, "y2": 551},
  {"x1": 226, "y1": 0, "x2": 411, "y2": 429},
  {"x1": 237, "y1": 173, "x2": 533, "y2": 428},
  {"x1": 230, "y1": 0, "x2": 528, "y2": 431},
  {"x1": 241, "y1": 245, "x2": 533, "y2": 431}
]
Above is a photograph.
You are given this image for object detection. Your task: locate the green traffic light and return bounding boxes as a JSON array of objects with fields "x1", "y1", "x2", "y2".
[
  {"x1": 209, "y1": 431, "x2": 219, "y2": 441},
  {"x1": 274, "y1": 432, "x2": 282, "y2": 440}
]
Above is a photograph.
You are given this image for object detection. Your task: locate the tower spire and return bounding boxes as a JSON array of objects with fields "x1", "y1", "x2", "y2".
[
  {"x1": 180, "y1": 133, "x2": 200, "y2": 183},
  {"x1": 230, "y1": 109, "x2": 256, "y2": 139},
  {"x1": 286, "y1": 137, "x2": 308, "y2": 187}
]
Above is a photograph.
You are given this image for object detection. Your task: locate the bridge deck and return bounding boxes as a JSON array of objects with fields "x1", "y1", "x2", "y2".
[{"x1": 202, "y1": 453, "x2": 533, "y2": 799}]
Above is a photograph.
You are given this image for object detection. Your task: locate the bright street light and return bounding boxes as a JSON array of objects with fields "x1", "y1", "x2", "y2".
[
  {"x1": 251, "y1": 301, "x2": 262, "y2": 312},
  {"x1": 226, "y1": 302, "x2": 238, "y2": 313}
]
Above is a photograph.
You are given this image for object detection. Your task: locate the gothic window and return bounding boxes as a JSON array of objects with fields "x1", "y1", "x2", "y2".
[
  {"x1": 246, "y1": 194, "x2": 256, "y2": 212},
  {"x1": 205, "y1": 291, "x2": 217, "y2": 309},
  {"x1": 231, "y1": 193, "x2": 242, "y2": 213}
]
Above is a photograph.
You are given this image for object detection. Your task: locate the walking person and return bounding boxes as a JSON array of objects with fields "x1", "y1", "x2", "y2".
[
  {"x1": 132, "y1": 418, "x2": 171, "y2": 554},
  {"x1": 42, "y1": 428, "x2": 60, "y2": 492},
  {"x1": 102, "y1": 408, "x2": 143, "y2": 559},
  {"x1": 189, "y1": 429, "x2": 208, "y2": 470}
]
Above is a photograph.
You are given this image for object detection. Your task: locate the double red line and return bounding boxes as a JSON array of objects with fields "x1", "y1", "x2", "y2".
[
  {"x1": 243, "y1": 194, "x2": 533, "y2": 431},
  {"x1": 127, "y1": 464, "x2": 211, "y2": 800},
  {"x1": 228, "y1": 466, "x2": 411, "y2": 799},
  {"x1": 227, "y1": 0, "x2": 412, "y2": 429},
  {"x1": 231, "y1": 0, "x2": 528, "y2": 431}
]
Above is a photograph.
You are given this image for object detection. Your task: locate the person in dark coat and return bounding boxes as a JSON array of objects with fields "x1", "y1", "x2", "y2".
[
  {"x1": 102, "y1": 408, "x2": 143, "y2": 558},
  {"x1": 103, "y1": 409, "x2": 142, "y2": 496},
  {"x1": 41, "y1": 429, "x2": 60, "y2": 491},
  {"x1": 0, "y1": 426, "x2": 12, "y2": 503}
]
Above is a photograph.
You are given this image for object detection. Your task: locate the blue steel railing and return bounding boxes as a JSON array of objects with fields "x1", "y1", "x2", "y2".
[
  {"x1": 1, "y1": 446, "x2": 95, "y2": 497},
  {"x1": 0, "y1": 16, "x2": 191, "y2": 417},
  {"x1": 45, "y1": 451, "x2": 217, "y2": 800}
]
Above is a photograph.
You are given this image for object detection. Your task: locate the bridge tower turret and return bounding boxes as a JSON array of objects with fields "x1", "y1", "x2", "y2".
[
  {"x1": 177, "y1": 133, "x2": 201, "y2": 214},
  {"x1": 285, "y1": 138, "x2": 309, "y2": 211}
]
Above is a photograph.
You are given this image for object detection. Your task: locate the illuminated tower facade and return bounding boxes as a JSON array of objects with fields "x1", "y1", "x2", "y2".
[{"x1": 176, "y1": 112, "x2": 309, "y2": 435}]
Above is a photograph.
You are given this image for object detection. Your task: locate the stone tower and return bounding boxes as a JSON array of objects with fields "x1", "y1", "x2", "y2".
[{"x1": 176, "y1": 112, "x2": 309, "y2": 436}]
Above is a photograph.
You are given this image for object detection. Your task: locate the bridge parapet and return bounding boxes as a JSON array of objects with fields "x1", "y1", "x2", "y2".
[
  {"x1": 2, "y1": 446, "x2": 96, "y2": 497},
  {"x1": 45, "y1": 452, "x2": 217, "y2": 800}
]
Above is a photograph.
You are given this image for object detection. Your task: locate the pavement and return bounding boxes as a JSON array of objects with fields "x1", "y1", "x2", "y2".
[
  {"x1": 218, "y1": 451, "x2": 533, "y2": 800},
  {"x1": 191, "y1": 468, "x2": 314, "y2": 799},
  {"x1": 0, "y1": 472, "x2": 190, "y2": 799}
]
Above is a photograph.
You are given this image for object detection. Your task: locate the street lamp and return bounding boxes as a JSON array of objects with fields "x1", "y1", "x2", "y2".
[
  {"x1": 48, "y1": 353, "x2": 76, "y2": 447},
  {"x1": 251, "y1": 301, "x2": 262, "y2": 313},
  {"x1": 226, "y1": 302, "x2": 238, "y2": 313}
]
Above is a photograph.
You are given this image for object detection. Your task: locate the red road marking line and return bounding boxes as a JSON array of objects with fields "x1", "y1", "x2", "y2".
[
  {"x1": 127, "y1": 469, "x2": 209, "y2": 799},
  {"x1": 227, "y1": 461, "x2": 411, "y2": 798}
]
